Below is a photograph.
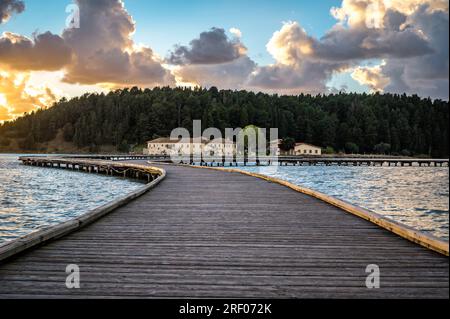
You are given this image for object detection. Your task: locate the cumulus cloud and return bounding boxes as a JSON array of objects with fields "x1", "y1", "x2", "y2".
[
  {"x1": 352, "y1": 63, "x2": 390, "y2": 91},
  {"x1": 167, "y1": 27, "x2": 247, "y2": 65},
  {"x1": 0, "y1": 31, "x2": 73, "y2": 71},
  {"x1": 0, "y1": 1, "x2": 71, "y2": 73},
  {"x1": 266, "y1": 21, "x2": 316, "y2": 67},
  {"x1": 0, "y1": 1, "x2": 68, "y2": 121},
  {"x1": 380, "y1": 5, "x2": 449, "y2": 99},
  {"x1": 262, "y1": 10, "x2": 433, "y2": 65},
  {"x1": 0, "y1": 0, "x2": 175, "y2": 119},
  {"x1": 331, "y1": 0, "x2": 448, "y2": 26},
  {"x1": 249, "y1": 0, "x2": 448, "y2": 98},
  {"x1": 325, "y1": 0, "x2": 448, "y2": 98},
  {"x1": 248, "y1": 62, "x2": 341, "y2": 95},
  {"x1": 325, "y1": 0, "x2": 449, "y2": 98},
  {"x1": 0, "y1": 71, "x2": 59, "y2": 121},
  {"x1": 172, "y1": 10, "x2": 440, "y2": 96},
  {"x1": 314, "y1": 23, "x2": 434, "y2": 62},
  {"x1": 229, "y1": 27, "x2": 242, "y2": 39},
  {"x1": 1, "y1": 0, "x2": 174, "y2": 87},
  {"x1": 317, "y1": 0, "x2": 439, "y2": 62},
  {"x1": 247, "y1": 21, "x2": 348, "y2": 94},
  {"x1": 168, "y1": 27, "x2": 255, "y2": 88},
  {"x1": 62, "y1": 0, "x2": 174, "y2": 87},
  {"x1": 0, "y1": 0, "x2": 24, "y2": 24},
  {"x1": 174, "y1": 56, "x2": 256, "y2": 89}
]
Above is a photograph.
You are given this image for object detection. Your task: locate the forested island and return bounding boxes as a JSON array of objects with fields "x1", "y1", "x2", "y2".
[{"x1": 0, "y1": 86, "x2": 448, "y2": 157}]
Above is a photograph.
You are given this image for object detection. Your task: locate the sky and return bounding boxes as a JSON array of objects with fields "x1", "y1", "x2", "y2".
[
  {"x1": 1, "y1": 1, "x2": 341, "y2": 63},
  {"x1": 0, "y1": 0, "x2": 449, "y2": 121}
]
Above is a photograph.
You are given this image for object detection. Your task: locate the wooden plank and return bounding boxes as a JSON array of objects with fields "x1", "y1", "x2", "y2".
[{"x1": 192, "y1": 165, "x2": 449, "y2": 256}]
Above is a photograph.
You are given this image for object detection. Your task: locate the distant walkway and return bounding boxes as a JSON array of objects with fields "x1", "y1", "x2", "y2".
[{"x1": 0, "y1": 162, "x2": 448, "y2": 298}]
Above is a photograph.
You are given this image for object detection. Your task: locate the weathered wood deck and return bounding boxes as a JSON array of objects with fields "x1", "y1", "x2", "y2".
[{"x1": 0, "y1": 162, "x2": 448, "y2": 298}]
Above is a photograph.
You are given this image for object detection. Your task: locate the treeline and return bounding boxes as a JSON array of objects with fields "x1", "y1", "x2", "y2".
[{"x1": 0, "y1": 86, "x2": 448, "y2": 157}]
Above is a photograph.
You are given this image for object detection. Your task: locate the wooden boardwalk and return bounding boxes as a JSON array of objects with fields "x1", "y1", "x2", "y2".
[{"x1": 0, "y1": 162, "x2": 448, "y2": 298}]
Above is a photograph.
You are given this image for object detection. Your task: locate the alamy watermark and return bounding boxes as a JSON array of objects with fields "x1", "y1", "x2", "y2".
[
  {"x1": 365, "y1": 264, "x2": 380, "y2": 289},
  {"x1": 65, "y1": 3, "x2": 80, "y2": 29},
  {"x1": 365, "y1": 2, "x2": 383, "y2": 29},
  {"x1": 169, "y1": 120, "x2": 279, "y2": 164},
  {"x1": 65, "y1": 264, "x2": 80, "y2": 289}
]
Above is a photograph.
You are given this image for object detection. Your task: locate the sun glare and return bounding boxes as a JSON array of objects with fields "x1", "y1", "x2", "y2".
[{"x1": 0, "y1": 93, "x2": 8, "y2": 106}]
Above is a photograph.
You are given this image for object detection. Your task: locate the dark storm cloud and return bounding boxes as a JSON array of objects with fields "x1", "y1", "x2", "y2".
[
  {"x1": 382, "y1": 5, "x2": 449, "y2": 99},
  {"x1": 314, "y1": 25, "x2": 434, "y2": 62},
  {"x1": 0, "y1": 0, "x2": 24, "y2": 24},
  {"x1": 167, "y1": 27, "x2": 246, "y2": 65},
  {"x1": 0, "y1": 31, "x2": 73, "y2": 71},
  {"x1": 62, "y1": 0, "x2": 175, "y2": 86},
  {"x1": 249, "y1": 1, "x2": 448, "y2": 99}
]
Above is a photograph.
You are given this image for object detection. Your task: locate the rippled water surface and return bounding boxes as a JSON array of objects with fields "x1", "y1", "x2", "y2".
[
  {"x1": 0, "y1": 154, "x2": 143, "y2": 245},
  {"x1": 239, "y1": 165, "x2": 449, "y2": 240}
]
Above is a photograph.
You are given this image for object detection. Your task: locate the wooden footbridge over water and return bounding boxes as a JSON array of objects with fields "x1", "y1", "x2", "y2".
[{"x1": 0, "y1": 156, "x2": 448, "y2": 298}]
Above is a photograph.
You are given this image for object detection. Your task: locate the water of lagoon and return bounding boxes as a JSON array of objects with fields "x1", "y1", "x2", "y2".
[
  {"x1": 0, "y1": 154, "x2": 143, "y2": 245},
  {"x1": 238, "y1": 164, "x2": 449, "y2": 240}
]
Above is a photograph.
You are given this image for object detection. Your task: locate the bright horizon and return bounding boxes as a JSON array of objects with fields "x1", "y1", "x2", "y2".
[{"x1": 0, "y1": 0, "x2": 449, "y2": 122}]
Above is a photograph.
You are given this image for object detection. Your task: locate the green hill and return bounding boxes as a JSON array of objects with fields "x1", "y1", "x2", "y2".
[{"x1": 0, "y1": 86, "x2": 448, "y2": 157}]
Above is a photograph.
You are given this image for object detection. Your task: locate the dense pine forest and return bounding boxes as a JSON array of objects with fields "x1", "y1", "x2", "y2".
[{"x1": 0, "y1": 86, "x2": 448, "y2": 157}]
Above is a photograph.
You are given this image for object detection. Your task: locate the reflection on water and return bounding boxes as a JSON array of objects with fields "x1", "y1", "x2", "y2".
[
  {"x1": 239, "y1": 165, "x2": 449, "y2": 240},
  {"x1": 0, "y1": 154, "x2": 142, "y2": 245}
]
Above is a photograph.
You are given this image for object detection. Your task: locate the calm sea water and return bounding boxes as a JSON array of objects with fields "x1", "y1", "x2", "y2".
[
  {"x1": 0, "y1": 154, "x2": 143, "y2": 245},
  {"x1": 239, "y1": 165, "x2": 449, "y2": 240}
]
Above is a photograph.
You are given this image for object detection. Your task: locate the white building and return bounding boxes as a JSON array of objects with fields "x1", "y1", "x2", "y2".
[
  {"x1": 269, "y1": 140, "x2": 322, "y2": 156},
  {"x1": 293, "y1": 143, "x2": 322, "y2": 156},
  {"x1": 147, "y1": 137, "x2": 172, "y2": 156},
  {"x1": 146, "y1": 137, "x2": 203, "y2": 156},
  {"x1": 203, "y1": 138, "x2": 235, "y2": 157},
  {"x1": 146, "y1": 137, "x2": 235, "y2": 157}
]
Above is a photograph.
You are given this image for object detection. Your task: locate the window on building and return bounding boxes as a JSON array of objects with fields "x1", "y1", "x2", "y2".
[{"x1": 315, "y1": 150, "x2": 318, "y2": 154}]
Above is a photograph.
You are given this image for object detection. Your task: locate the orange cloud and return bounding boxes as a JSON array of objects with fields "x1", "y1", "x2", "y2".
[
  {"x1": 352, "y1": 63, "x2": 390, "y2": 91},
  {"x1": 0, "y1": 70, "x2": 59, "y2": 122},
  {"x1": 266, "y1": 21, "x2": 315, "y2": 67},
  {"x1": 0, "y1": 31, "x2": 73, "y2": 71}
]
